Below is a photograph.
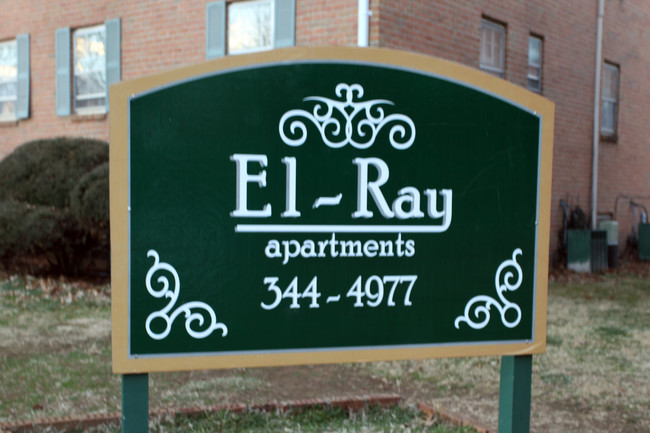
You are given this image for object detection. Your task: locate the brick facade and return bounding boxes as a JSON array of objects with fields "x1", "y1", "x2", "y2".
[
  {"x1": 598, "y1": 1, "x2": 650, "y2": 250},
  {"x1": 1, "y1": 0, "x2": 649, "y2": 260}
]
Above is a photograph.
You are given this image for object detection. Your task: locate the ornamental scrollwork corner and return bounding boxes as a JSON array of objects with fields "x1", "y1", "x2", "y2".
[
  {"x1": 454, "y1": 248, "x2": 523, "y2": 330},
  {"x1": 145, "y1": 249, "x2": 228, "y2": 340},
  {"x1": 279, "y1": 83, "x2": 416, "y2": 150}
]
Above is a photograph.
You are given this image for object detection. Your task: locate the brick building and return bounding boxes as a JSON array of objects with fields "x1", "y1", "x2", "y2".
[{"x1": 1, "y1": 0, "x2": 649, "y2": 261}]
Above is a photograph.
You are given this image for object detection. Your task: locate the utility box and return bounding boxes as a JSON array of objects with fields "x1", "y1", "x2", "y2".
[
  {"x1": 639, "y1": 223, "x2": 650, "y2": 261},
  {"x1": 567, "y1": 229, "x2": 591, "y2": 272},
  {"x1": 598, "y1": 220, "x2": 619, "y2": 268},
  {"x1": 591, "y1": 230, "x2": 608, "y2": 272}
]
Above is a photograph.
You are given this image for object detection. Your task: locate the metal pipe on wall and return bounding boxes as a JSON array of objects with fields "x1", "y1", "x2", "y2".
[
  {"x1": 591, "y1": 0, "x2": 605, "y2": 230},
  {"x1": 358, "y1": 0, "x2": 369, "y2": 47}
]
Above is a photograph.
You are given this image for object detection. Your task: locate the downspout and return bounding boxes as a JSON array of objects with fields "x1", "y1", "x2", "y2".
[
  {"x1": 591, "y1": 0, "x2": 605, "y2": 230},
  {"x1": 358, "y1": 0, "x2": 369, "y2": 47}
]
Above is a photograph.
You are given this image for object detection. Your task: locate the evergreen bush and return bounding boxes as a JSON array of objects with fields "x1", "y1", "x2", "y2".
[
  {"x1": 0, "y1": 137, "x2": 108, "y2": 207},
  {"x1": 0, "y1": 137, "x2": 110, "y2": 277},
  {"x1": 0, "y1": 200, "x2": 32, "y2": 269},
  {"x1": 71, "y1": 162, "x2": 110, "y2": 229},
  {"x1": 70, "y1": 162, "x2": 110, "y2": 268}
]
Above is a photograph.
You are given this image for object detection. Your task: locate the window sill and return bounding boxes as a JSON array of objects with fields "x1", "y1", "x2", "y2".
[
  {"x1": 0, "y1": 119, "x2": 19, "y2": 127},
  {"x1": 600, "y1": 133, "x2": 618, "y2": 144},
  {"x1": 72, "y1": 113, "x2": 108, "y2": 122},
  {"x1": 479, "y1": 66, "x2": 505, "y2": 78}
]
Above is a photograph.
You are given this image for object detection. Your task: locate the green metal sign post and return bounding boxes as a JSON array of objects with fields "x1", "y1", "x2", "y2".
[
  {"x1": 121, "y1": 374, "x2": 148, "y2": 433},
  {"x1": 110, "y1": 47, "x2": 553, "y2": 432},
  {"x1": 498, "y1": 355, "x2": 533, "y2": 433}
]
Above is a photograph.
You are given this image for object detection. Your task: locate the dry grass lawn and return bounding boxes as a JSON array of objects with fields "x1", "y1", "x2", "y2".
[{"x1": 1, "y1": 261, "x2": 648, "y2": 432}]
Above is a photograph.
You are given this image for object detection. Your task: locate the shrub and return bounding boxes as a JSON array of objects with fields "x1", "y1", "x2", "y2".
[
  {"x1": 0, "y1": 201, "x2": 92, "y2": 275},
  {"x1": 71, "y1": 162, "x2": 110, "y2": 230},
  {"x1": 70, "y1": 162, "x2": 110, "y2": 269},
  {"x1": 0, "y1": 200, "x2": 33, "y2": 268},
  {"x1": 0, "y1": 137, "x2": 109, "y2": 277},
  {"x1": 0, "y1": 137, "x2": 108, "y2": 208}
]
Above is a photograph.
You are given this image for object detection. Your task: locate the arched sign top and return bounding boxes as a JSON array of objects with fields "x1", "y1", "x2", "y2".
[{"x1": 111, "y1": 47, "x2": 553, "y2": 374}]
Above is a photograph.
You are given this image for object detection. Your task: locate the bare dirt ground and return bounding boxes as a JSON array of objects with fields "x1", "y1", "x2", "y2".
[{"x1": 1, "y1": 259, "x2": 649, "y2": 433}]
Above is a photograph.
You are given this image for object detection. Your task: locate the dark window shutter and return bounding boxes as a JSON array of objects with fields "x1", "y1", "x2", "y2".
[
  {"x1": 105, "y1": 18, "x2": 121, "y2": 113},
  {"x1": 16, "y1": 34, "x2": 30, "y2": 120},
  {"x1": 206, "y1": 1, "x2": 226, "y2": 59},
  {"x1": 274, "y1": 0, "x2": 295, "y2": 48},
  {"x1": 55, "y1": 27, "x2": 71, "y2": 117}
]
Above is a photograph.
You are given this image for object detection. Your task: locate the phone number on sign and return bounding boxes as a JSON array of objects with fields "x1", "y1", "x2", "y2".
[{"x1": 260, "y1": 275, "x2": 417, "y2": 310}]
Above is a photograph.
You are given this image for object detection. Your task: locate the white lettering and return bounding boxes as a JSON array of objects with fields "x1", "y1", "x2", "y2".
[
  {"x1": 264, "y1": 235, "x2": 416, "y2": 265},
  {"x1": 392, "y1": 187, "x2": 425, "y2": 219},
  {"x1": 379, "y1": 239, "x2": 393, "y2": 257},
  {"x1": 340, "y1": 240, "x2": 363, "y2": 257},
  {"x1": 281, "y1": 239, "x2": 301, "y2": 265},
  {"x1": 231, "y1": 154, "x2": 271, "y2": 217},
  {"x1": 317, "y1": 239, "x2": 328, "y2": 257},
  {"x1": 405, "y1": 239, "x2": 415, "y2": 257},
  {"x1": 363, "y1": 239, "x2": 378, "y2": 257},
  {"x1": 329, "y1": 233, "x2": 339, "y2": 257},
  {"x1": 300, "y1": 240, "x2": 317, "y2": 258},
  {"x1": 424, "y1": 189, "x2": 453, "y2": 231},
  {"x1": 264, "y1": 240, "x2": 282, "y2": 259},
  {"x1": 395, "y1": 233, "x2": 405, "y2": 257},
  {"x1": 352, "y1": 157, "x2": 394, "y2": 219},
  {"x1": 281, "y1": 156, "x2": 300, "y2": 218}
]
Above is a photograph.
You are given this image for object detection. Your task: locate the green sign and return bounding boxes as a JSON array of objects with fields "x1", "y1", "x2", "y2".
[{"x1": 111, "y1": 48, "x2": 553, "y2": 373}]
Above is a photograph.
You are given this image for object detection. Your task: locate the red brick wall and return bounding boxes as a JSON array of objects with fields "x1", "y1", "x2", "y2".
[
  {"x1": 0, "y1": 0, "x2": 360, "y2": 159},
  {"x1": 0, "y1": 0, "x2": 209, "y2": 159},
  {"x1": 598, "y1": 0, "x2": 650, "y2": 250},
  {"x1": 374, "y1": 0, "x2": 650, "y2": 257},
  {"x1": 2, "y1": 0, "x2": 650, "y2": 259},
  {"x1": 296, "y1": 0, "x2": 357, "y2": 46}
]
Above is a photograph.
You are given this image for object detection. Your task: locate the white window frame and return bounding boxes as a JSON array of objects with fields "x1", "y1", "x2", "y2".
[
  {"x1": 527, "y1": 35, "x2": 543, "y2": 92},
  {"x1": 480, "y1": 19, "x2": 506, "y2": 78},
  {"x1": 73, "y1": 24, "x2": 107, "y2": 115},
  {"x1": 601, "y1": 62, "x2": 619, "y2": 137},
  {"x1": 227, "y1": 0, "x2": 275, "y2": 55},
  {"x1": 0, "y1": 39, "x2": 18, "y2": 122}
]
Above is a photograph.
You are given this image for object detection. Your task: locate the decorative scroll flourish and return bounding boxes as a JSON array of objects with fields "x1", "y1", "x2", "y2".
[
  {"x1": 145, "y1": 250, "x2": 228, "y2": 340},
  {"x1": 454, "y1": 248, "x2": 523, "y2": 330},
  {"x1": 279, "y1": 83, "x2": 416, "y2": 150}
]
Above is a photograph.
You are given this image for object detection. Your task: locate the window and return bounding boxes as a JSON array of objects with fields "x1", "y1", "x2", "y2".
[
  {"x1": 206, "y1": 0, "x2": 295, "y2": 59},
  {"x1": 228, "y1": 0, "x2": 274, "y2": 54},
  {"x1": 480, "y1": 19, "x2": 506, "y2": 77},
  {"x1": 0, "y1": 40, "x2": 17, "y2": 120},
  {"x1": 0, "y1": 35, "x2": 29, "y2": 121},
  {"x1": 73, "y1": 25, "x2": 107, "y2": 114},
  {"x1": 56, "y1": 19, "x2": 120, "y2": 117},
  {"x1": 601, "y1": 62, "x2": 619, "y2": 137},
  {"x1": 528, "y1": 35, "x2": 543, "y2": 92}
]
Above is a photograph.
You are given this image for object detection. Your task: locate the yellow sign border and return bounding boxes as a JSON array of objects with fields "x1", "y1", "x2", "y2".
[{"x1": 110, "y1": 46, "x2": 554, "y2": 374}]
